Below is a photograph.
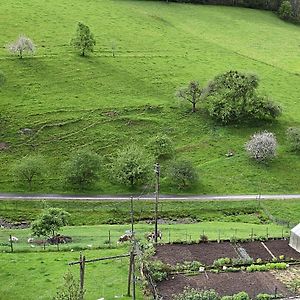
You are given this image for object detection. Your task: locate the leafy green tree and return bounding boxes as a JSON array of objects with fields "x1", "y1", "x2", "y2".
[
  {"x1": 31, "y1": 207, "x2": 70, "y2": 238},
  {"x1": 71, "y1": 22, "x2": 96, "y2": 56},
  {"x1": 53, "y1": 271, "x2": 84, "y2": 300},
  {"x1": 169, "y1": 160, "x2": 199, "y2": 190},
  {"x1": 286, "y1": 127, "x2": 300, "y2": 152},
  {"x1": 64, "y1": 150, "x2": 101, "y2": 190},
  {"x1": 111, "y1": 145, "x2": 151, "y2": 187},
  {"x1": 176, "y1": 80, "x2": 206, "y2": 112},
  {"x1": 205, "y1": 70, "x2": 281, "y2": 124},
  {"x1": 13, "y1": 155, "x2": 46, "y2": 190},
  {"x1": 146, "y1": 134, "x2": 174, "y2": 160}
]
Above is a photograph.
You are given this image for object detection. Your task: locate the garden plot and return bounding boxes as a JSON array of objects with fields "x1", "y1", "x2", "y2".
[
  {"x1": 155, "y1": 242, "x2": 238, "y2": 266},
  {"x1": 156, "y1": 271, "x2": 293, "y2": 300},
  {"x1": 238, "y1": 241, "x2": 272, "y2": 261},
  {"x1": 265, "y1": 240, "x2": 300, "y2": 260}
]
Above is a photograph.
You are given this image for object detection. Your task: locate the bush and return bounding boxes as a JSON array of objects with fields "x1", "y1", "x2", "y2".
[
  {"x1": 204, "y1": 70, "x2": 281, "y2": 124},
  {"x1": 169, "y1": 160, "x2": 199, "y2": 189},
  {"x1": 278, "y1": 1, "x2": 293, "y2": 20},
  {"x1": 175, "y1": 288, "x2": 220, "y2": 300},
  {"x1": 148, "y1": 260, "x2": 168, "y2": 282},
  {"x1": 286, "y1": 127, "x2": 300, "y2": 152},
  {"x1": 245, "y1": 131, "x2": 277, "y2": 163},
  {"x1": 232, "y1": 292, "x2": 250, "y2": 300},
  {"x1": 213, "y1": 257, "x2": 231, "y2": 268},
  {"x1": 64, "y1": 150, "x2": 101, "y2": 190},
  {"x1": 146, "y1": 134, "x2": 174, "y2": 160},
  {"x1": 256, "y1": 294, "x2": 274, "y2": 300},
  {"x1": 200, "y1": 234, "x2": 208, "y2": 242}
]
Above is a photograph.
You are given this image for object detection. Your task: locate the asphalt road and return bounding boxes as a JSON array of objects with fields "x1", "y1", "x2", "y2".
[{"x1": 0, "y1": 193, "x2": 300, "y2": 201}]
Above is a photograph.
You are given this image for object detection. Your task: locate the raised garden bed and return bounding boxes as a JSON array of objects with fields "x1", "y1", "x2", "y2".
[
  {"x1": 239, "y1": 241, "x2": 273, "y2": 261},
  {"x1": 156, "y1": 271, "x2": 293, "y2": 300},
  {"x1": 265, "y1": 239, "x2": 300, "y2": 261}
]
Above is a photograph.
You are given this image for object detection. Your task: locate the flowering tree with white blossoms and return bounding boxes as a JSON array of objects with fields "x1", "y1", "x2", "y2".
[
  {"x1": 8, "y1": 35, "x2": 36, "y2": 58},
  {"x1": 246, "y1": 131, "x2": 277, "y2": 162}
]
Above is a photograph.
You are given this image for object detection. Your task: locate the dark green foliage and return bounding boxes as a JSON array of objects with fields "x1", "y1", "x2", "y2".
[
  {"x1": 31, "y1": 207, "x2": 70, "y2": 238},
  {"x1": 205, "y1": 71, "x2": 281, "y2": 124},
  {"x1": 221, "y1": 292, "x2": 250, "y2": 300},
  {"x1": 111, "y1": 145, "x2": 151, "y2": 187},
  {"x1": 286, "y1": 127, "x2": 300, "y2": 151},
  {"x1": 53, "y1": 271, "x2": 84, "y2": 300},
  {"x1": 169, "y1": 160, "x2": 199, "y2": 189},
  {"x1": 175, "y1": 288, "x2": 220, "y2": 300},
  {"x1": 13, "y1": 155, "x2": 46, "y2": 190},
  {"x1": 255, "y1": 294, "x2": 274, "y2": 300},
  {"x1": 70, "y1": 22, "x2": 96, "y2": 56},
  {"x1": 279, "y1": 1, "x2": 293, "y2": 20},
  {"x1": 146, "y1": 134, "x2": 174, "y2": 160},
  {"x1": 147, "y1": 260, "x2": 168, "y2": 282},
  {"x1": 64, "y1": 150, "x2": 101, "y2": 190}
]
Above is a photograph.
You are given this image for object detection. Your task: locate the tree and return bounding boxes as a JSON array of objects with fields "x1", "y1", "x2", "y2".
[
  {"x1": 64, "y1": 150, "x2": 101, "y2": 190},
  {"x1": 31, "y1": 207, "x2": 70, "y2": 239},
  {"x1": 111, "y1": 145, "x2": 151, "y2": 187},
  {"x1": 169, "y1": 160, "x2": 199, "y2": 190},
  {"x1": 53, "y1": 271, "x2": 84, "y2": 300},
  {"x1": 205, "y1": 71, "x2": 281, "y2": 124},
  {"x1": 71, "y1": 22, "x2": 96, "y2": 56},
  {"x1": 8, "y1": 35, "x2": 35, "y2": 58},
  {"x1": 0, "y1": 71, "x2": 6, "y2": 87},
  {"x1": 146, "y1": 134, "x2": 174, "y2": 160},
  {"x1": 279, "y1": 1, "x2": 293, "y2": 20},
  {"x1": 245, "y1": 131, "x2": 277, "y2": 163},
  {"x1": 176, "y1": 80, "x2": 208, "y2": 113},
  {"x1": 13, "y1": 155, "x2": 46, "y2": 190},
  {"x1": 286, "y1": 127, "x2": 300, "y2": 152}
]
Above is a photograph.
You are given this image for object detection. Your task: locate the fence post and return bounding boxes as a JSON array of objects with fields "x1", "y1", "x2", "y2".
[
  {"x1": 108, "y1": 230, "x2": 111, "y2": 247},
  {"x1": 127, "y1": 251, "x2": 133, "y2": 296},
  {"x1": 9, "y1": 235, "x2": 13, "y2": 253},
  {"x1": 282, "y1": 227, "x2": 284, "y2": 239},
  {"x1": 79, "y1": 253, "x2": 85, "y2": 295}
]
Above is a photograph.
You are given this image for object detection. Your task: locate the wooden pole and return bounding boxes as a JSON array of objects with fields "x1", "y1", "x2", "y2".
[
  {"x1": 79, "y1": 253, "x2": 85, "y2": 295},
  {"x1": 108, "y1": 230, "x2": 111, "y2": 247},
  {"x1": 154, "y1": 163, "x2": 160, "y2": 243},
  {"x1": 127, "y1": 251, "x2": 133, "y2": 296},
  {"x1": 130, "y1": 196, "x2": 134, "y2": 236},
  {"x1": 9, "y1": 235, "x2": 13, "y2": 253},
  {"x1": 132, "y1": 251, "x2": 136, "y2": 300}
]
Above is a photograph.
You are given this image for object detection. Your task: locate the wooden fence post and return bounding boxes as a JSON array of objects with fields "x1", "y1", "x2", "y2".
[
  {"x1": 79, "y1": 253, "x2": 85, "y2": 295},
  {"x1": 9, "y1": 235, "x2": 13, "y2": 253},
  {"x1": 108, "y1": 230, "x2": 111, "y2": 247},
  {"x1": 127, "y1": 251, "x2": 133, "y2": 296}
]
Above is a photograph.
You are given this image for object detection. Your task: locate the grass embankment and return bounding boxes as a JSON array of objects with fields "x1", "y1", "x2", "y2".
[
  {"x1": 0, "y1": 248, "x2": 143, "y2": 300},
  {"x1": 1, "y1": 199, "x2": 299, "y2": 225},
  {"x1": 0, "y1": 0, "x2": 300, "y2": 194}
]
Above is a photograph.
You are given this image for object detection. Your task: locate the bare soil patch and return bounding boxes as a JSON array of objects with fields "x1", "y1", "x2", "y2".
[
  {"x1": 265, "y1": 239, "x2": 300, "y2": 260},
  {"x1": 0, "y1": 142, "x2": 9, "y2": 150},
  {"x1": 155, "y1": 242, "x2": 238, "y2": 266},
  {"x1": 239, "y1": 241, "x2": 272, "y2": 261},
  {"x1": 156, "y1": 271, "x2": 293, "y2": 300}
]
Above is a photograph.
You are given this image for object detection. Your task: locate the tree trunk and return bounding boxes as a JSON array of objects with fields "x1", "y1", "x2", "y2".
[{"x1": 192, "y1": 102, "x2": 196, "y2": 113}]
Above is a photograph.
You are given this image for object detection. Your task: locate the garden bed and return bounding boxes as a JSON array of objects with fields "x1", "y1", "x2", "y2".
[
  {"x1": 265, "y1": 239, "x2": 300, "y2": 260},
  {"x1": 239, "y1": 241, "x2": 272, "y2": 261},
  {"x1": 155, "y1": 242, "x2": 238, "y2": 266},
  {"x1": 156, "y1": 271, "x2": 293, "y2": 300}
]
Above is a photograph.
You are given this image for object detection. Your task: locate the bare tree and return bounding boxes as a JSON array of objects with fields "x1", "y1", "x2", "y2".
[
  {"x1": 8, "y1": 35, "x2": 36, "y2": 58},
  {"x1": 176, "y1": 80, "x2": 206, "y2": 113}
]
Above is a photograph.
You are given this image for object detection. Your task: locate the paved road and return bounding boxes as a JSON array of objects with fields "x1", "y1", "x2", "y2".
[{"x1": 0, "y1": 193, "x2": 300, "y2": 201}]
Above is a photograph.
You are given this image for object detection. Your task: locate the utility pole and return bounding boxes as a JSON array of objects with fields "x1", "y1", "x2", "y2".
[{"x1": 154, "y1": 163, "x2": 160, "y2": 243}]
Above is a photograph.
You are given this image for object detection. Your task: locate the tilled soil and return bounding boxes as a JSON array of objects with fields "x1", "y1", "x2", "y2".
[
  {"x1": 156, "y1": 271, "x2": 293, "y2": 300},
  {"x1": 155, "y1": 242, "x2": 239, "y2": 266},
  {"x1": 239, "y1": 241, "x2": 273, "y2": 261},
  {"x1": 265, "y1": 239, "x2": 300, "y2": 260}
]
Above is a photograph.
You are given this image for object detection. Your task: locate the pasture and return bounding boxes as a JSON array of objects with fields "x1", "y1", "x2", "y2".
[{"x1": 0, "y1": 0, "x2": 300, "y2": 194}]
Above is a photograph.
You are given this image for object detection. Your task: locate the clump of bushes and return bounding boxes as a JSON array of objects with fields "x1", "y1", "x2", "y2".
[
  {"x1": 286, "y1": 127, "x2": 300, "y2": 152},
  {"x1": 146, "y1": 134, "x2": 174, "y2": 160},
  {"x1": 245, "y1": 131, "x2": 277, "y2": 163},
  {"x1": 147, "y1": 260, "x2": 169, "y2": 282}
]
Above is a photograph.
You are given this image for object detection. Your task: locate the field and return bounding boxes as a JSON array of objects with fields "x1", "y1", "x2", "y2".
[
  {"x1": 1, "y1": 0, "x2": 300, "y2": 194},
  {"x1": 0, "y1": 248, "x2": 144, "y2": 300}
]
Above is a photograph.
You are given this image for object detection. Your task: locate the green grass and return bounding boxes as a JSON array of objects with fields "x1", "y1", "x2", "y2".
[
  {"x1": 1, "y1": 0, "x2": 300, "y2": 194},
  {"x1": 0, "y1": 222, "x2": 289, "y2": 253},
  {"x1": 1, "y1": 198, "x2": 300, "y2": 226},
  {"x1": 0, "y1": 248, "x2": 144, "y2": 300}
]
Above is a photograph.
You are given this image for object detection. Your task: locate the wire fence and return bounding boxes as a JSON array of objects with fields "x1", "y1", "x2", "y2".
[{"x1": 0, "y1": 224, "x2": 291, "y2": 253}]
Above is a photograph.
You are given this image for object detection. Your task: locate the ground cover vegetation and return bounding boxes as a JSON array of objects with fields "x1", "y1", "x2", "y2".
[{"x1": 1, "y1": 0, "x2": 300, "y2": 194}]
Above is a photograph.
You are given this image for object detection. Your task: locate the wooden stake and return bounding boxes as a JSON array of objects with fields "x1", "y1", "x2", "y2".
[
  {"x1": 79, "y1": 253, "x2": 85, "y2": 295},
  {"x1": 127, "y1": 251, "x2": 133, "y2": 296},
  {"x1": 9, "y1": 235, "x2": 13, "y2": 253},
  {"x1": 154, "y1": 163, "x2": 160, "y2": 243}
]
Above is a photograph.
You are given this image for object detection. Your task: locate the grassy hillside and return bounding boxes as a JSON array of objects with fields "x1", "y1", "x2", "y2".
[{"x1": 1, "y1": 0, "x2": 300, "y2": 194}]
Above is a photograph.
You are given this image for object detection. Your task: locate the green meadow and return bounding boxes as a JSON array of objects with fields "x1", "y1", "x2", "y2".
[{"x1": 1, "y1": 0, "x2": 300, "y2": 194}]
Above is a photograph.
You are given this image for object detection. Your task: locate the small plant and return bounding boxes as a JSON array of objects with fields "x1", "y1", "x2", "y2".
[
  {"x1": 256, "y1": 258, "x2": 262, "y2": 264},
  {"x1": 289, "y1": 279, "x2": 300, "y2": 293},
  {"x1": 279, "y1": 255, "x2": 285, "y2": 260},
  {"x1": 175, "y1": 288, "x2": 220, "y2": 300},
  {"x1": 245, "y1": 131, "x2": 277, "y2": 163},
  {"x1": 256, "y1": 294, "x2": 274, "y2": 300},
  {"x1": 199, "y1": 234, "x2": 208, "y2": 243},
  {"x1": 286, "y1": 127, "x2": 300, "y2": 152},
  {"x1": 213, "y1": 257, "x2": 231, "y2": 268},
  {"x1": 147, "y1": 260, "x2": 168, "y2": 282}
]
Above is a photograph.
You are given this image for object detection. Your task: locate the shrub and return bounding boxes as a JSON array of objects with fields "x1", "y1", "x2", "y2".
[
  {"x1": 286, "y1": 127, "x2": 300, "y2": 152},
  {"x1": 278, "y1": 1, "x2": 293, "y2": 20},
  {"x1": 213, "y1": 257, "x2": 231, "y2": 268},
  {"x1": 148, "y1": 260, "x2": 168, "y2": 282},
  {"x1": 64, "y1": 150, "x2": 101, "y2": 190},
  {"x1": 200, "y1": 234, "x2": 208, "y2": 243},
  {"x1": 169, "y1": 159, "x2": 199, "y2": 189},
  {"x1": 245, "y1": 131, "x2": 277, "y2": 163},
  {"x1": 232, "y1": 292, "x2": 250, "y2": 300},
  {"x1": 174, "y1": 288, "x2": 220, "y2": 300},
  {"x1": 204, "y1": 70, "x2": 281, "y2": 124},
  {"x1": 146, "y1": 134, "x2": 174, "y2": 160},
  {"x1": 256, "y1": 294, "x2": 274, "y2": 300}
]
